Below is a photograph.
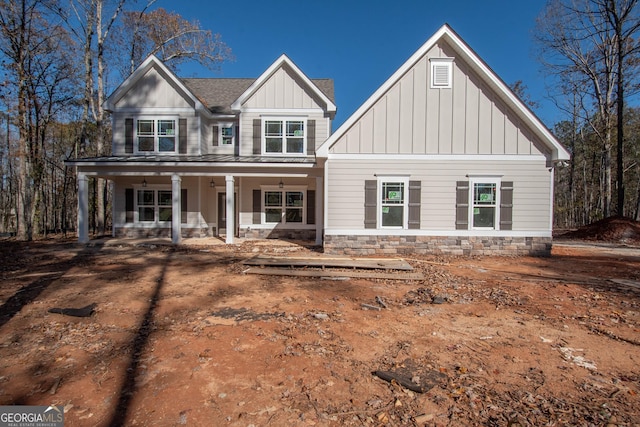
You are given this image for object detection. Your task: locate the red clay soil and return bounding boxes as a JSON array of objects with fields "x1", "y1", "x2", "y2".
[
  {"x1": 556, "y1": 216, "x2": 640, "y2": 245},
  {"x1": 0, "y1": 236, "x2": 638, "y2": 426}
]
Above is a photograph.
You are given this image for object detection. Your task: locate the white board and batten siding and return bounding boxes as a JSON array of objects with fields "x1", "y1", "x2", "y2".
[
  {"x1": 329, "y1": 41, "x2": 549, "y2": 158},
  {"x1": 237, "y1": 65, "x2": 331, "y2": 157}
]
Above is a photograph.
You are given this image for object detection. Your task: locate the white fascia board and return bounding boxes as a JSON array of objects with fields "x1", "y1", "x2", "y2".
[
  {"x1": 105, "y1": 54, "x2": 211, "y2": 118},
  {"x1": 70, "y1": 161, "x2": 318, "y2": 169},
  {"x1": 326, "y1": 153, "x2": 548, "y2": 162},
  {"x1": 231, "y1": 54, "x2": 336, "y2": 113}
]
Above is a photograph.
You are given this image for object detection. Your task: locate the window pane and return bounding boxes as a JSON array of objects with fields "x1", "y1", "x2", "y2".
[
  {"x1": 138, "y1": 190, "x2": 154, "y2": 205},
  {"x1": 158, "y1": 190, "x2": 172, "y2": 206},
  {"x1": 158, "y1": 120, "x2": 175, "y2": 135},
  {"x1": 265, "y1": 191, "x2": 282, "y2": 207},
  {"x1": 159, "y1": 207, "x2": 172, "y2": 222},
  {"x1": 286, "y1": 208, "x2": 303, "y2": 223},
  {"x1": 286, "y1": 192, "x2": 303, "y2": 207},
  {"x1": 138, "y1": 137, "x2": 154, "y2": 151},
  {"x1": 221, "y1": 126, "x2": 233, "y2": 145},
  {"x1": 265, "y1": 121, "x2": 282, "y2": 136},
  {"x1": 473, "y1": 207, "x2": 495, "y2": 228},
  {"x1": 382, "y1": 206, "x2": 404, "y2": 227},
  {"x1": 474, "y1": 183, "x2": 496, "y2": 205},
  {"x1": 139, "y1": 207, "x2": 155, "y2": 222},
  {"x1": 159, "y1": 136, "x2": 175, "y2": 152},
  {"x1": 286, "y1": 137, "x2": 304, "y2": 153},
  {"x1": 137, "y1": 120, "x2": 154, "y2": 135},
  {"x1": 265, "y1": 208, "x2": 282, "y2": 223},
  {"x1": 286, "y1": 121, "x2": 304, "y2": 136},
  {"x1": 383, "y1": 182, "x2": 404, "y2": 204},
  {"x1": 266, "y1": 138, "x2": 282, "y2": 153}
]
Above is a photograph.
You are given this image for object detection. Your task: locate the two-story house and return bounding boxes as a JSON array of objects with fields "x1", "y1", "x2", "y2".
[
  {"x1": 69, "y1": 53, "x2": 335, "y2": 245},
  {"x1": 70, "y1": 24, "x2": 570, "y2": 256}
]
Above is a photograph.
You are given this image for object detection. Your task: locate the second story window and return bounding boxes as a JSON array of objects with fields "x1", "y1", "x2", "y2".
[
  {"x1": 263, "y1": 118, "x2": 305, "y2": 155},
  {"x1": 136, "y1": 118, "x2": 177, "y2": 153}
]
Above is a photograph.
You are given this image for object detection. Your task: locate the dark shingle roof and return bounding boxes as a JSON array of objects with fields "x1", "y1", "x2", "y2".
[{"x1": 181, "y1": 77, "x2": 335, "y2": 115}]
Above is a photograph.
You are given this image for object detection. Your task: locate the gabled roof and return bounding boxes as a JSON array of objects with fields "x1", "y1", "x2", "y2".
[
  {"x1": 182, "y1": 77, "x2": 335, "y2": 115},
  {"x1": 317, "y1": 24, "x2": 570, "y2": 162},
  {"x1": 230, "y1": 54, "x2": 337, "y2": 116},
  {"x1": 105, "y1": 55, "x2": 208, "y2": 114}
]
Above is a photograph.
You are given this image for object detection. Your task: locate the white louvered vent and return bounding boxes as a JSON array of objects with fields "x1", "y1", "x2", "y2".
[{"x1": 430, "y1": 58, "x2": 453, "y2": 89}]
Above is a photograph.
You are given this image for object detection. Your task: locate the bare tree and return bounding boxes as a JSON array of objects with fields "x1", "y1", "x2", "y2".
[{"x1": 536, "y1": 0, "x2": 640, "y2": 219}]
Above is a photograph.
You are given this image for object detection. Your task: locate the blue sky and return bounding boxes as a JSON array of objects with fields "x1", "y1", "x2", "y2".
[{"x1": 154, "y1": 0, "x2": 553, "y2": 129}]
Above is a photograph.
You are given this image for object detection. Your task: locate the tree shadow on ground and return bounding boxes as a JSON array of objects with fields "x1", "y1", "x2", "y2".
[
  {"x1": 108, "y1": 248, "x2": 174, "y2": 426},
  {"x1": 0, "y1": 242, "x2": 104, "y2": 328}
]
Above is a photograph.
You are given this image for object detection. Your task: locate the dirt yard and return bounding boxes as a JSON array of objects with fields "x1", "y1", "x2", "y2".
[{"x1": 0, "y1": 229, "x2": 639, "y2": 426}]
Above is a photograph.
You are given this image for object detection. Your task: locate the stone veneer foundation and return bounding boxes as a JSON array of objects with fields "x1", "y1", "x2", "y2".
[{"x1": 323, "y1": 235, "x2": 552, "y2": 256}]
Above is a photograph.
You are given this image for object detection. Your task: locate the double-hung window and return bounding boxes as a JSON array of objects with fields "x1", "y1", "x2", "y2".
[
  {"x1": 136, "y1": 118, "x2": 177, "y2": 153},
  {"x1": 470, "y1": 178, "x2": 500, "y2": 229},
  {"x1": 136, "y1": 189, "x2": 172, "y2": 223},
  {"x1": 263, "y1": 189, "x2": 304, "y2": 223},
  {"x1": 379, "y1": 178, "x2": 408, "y2": 228},
  {"x1": 263, "y1": 118, "x2": 305, "y2": 155}
]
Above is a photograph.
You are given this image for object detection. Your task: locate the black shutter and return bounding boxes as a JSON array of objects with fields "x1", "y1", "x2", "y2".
[
  {"x1": 235, "y1": 125, "x2": 239, "y2": 146},
  {"x1": 364, "y1": 180, "x2": 377, "y2": 229},
  {"x1": 125, "y1": 118, "x2": 134, "y2": 153},
  {"x1": 125, "y1": 188, "x2": 134, "y2": 223},
  {"x1": 212, "y1": 125, "x2": 219, "y2": 146},
  {"x1": 408, "y1": 180, "x2": 421, "y2": 229},
  {"x1": 253, "y1": 119, "x2": 261, "y2": 155},
  {"x1": 500, "y1": 181, "x2": 513, "y2": 230},
  {"x1": 307, "y1": 190, "x2": 316, "y2": 225},
  {"x1": 179, "y1": 118, "x2": 187, "y2": 154},
  {"x1": 455, "y1": 181, "x2": 469, "y2": 230},
  {"x1": 181, "y1": 189, "x2": 187, "y2": 224},
  {"x1": 306, "y1": 119, "x2": 316, "y2": 155},
  {"x1": 252, "y1": 189, "x2": 261, "y2": 224}
]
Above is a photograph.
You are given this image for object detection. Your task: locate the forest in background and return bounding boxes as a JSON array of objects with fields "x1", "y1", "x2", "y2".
[{"x1": 0, "y1": 0, "x2": 639, "y2": 241}]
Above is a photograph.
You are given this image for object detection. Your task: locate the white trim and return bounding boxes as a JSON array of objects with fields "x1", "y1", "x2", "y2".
[
  {"x1": 260, "y1": 185, "x2": 308, "y2": 225},
  {"x1": 105, "y1": 55, "x2": 210, "y2": 117},
  {"x1": 241, "y1": 108, "x2": 325, "y2": 114},
  {"x1": 71, "y1": 163, "x2": 317, "y2": 170},
  {"x1": 316, "y1": 25, "x2": 570, "y2": 161},
  {"x1": 378, "y1": 176, "x2": 409, "y2": 229},
  {"x1": 327, "y1": 153, "x2": 548, "y2": 162},
  {"x1": 324, "y1": 228, "x2": 552, "y2": 238},
  {"x1": 133, "y1": 116, "x2": 180, "y2": 155},
  {"x1": 430, "y1": 57, "x2": 454, "y2": 89},
  {"x1": 112, "y1": 107, "x2": 196, "y2": 114},
  {"x1": 468, "y1": 177, "x2": 501, "y2": 231},
  {"x1": 231, "y1": 54, "x2": 336, "y2": 114},
  {"x1": 261, "y1": 117, "x2": 307, "y2": 156}
]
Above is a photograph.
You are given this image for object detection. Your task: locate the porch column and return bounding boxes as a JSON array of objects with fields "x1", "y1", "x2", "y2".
[
  {"x1": 172, "y1": 174, "x2": 182, "y2": 244},
  {"x1": 77, "y1": 172, "x2": 89, "y2": 244},
  {"x1": 315, "y1": 176, "x2": 323, "y2": 246},
  {"x1": 225, "y1": 175, "x2": 235, "y2": 244}
]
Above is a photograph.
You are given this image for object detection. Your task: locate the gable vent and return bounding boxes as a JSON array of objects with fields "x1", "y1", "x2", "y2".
[{"x1": 430, "y1": 58, "x2": 453, "y2": 89}]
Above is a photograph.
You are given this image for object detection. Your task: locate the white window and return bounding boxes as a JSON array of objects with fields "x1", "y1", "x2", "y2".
[
  {"x1": 430, "y1": 58, "x2": 454, "y2": 89},
  {"x1": 136, "y1": 118, "x2": 177, "y2": 153},
  {"x1": 469, "y1": 178, "x2": 500, "y2": 229},
  {"x1": 221, "y1": 126, "x2": 234, "y2": 145},
  {"x1": 263, "y1": 189, "x2": 305, "y2": 223},
  {"x1": 379, "y1": 177, "x2": 408, "y2": 228},
  {"x1": 263, "y1": 118, "x2": 306, "y2": 155},
  {"x1": 136, "y1": 189, "x2": 172, "y2": 223}
]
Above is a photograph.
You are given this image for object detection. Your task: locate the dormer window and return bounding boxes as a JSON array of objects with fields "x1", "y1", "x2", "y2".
[{"x1": 430, "y1": 58, "x2": 454, "y2": 89}]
